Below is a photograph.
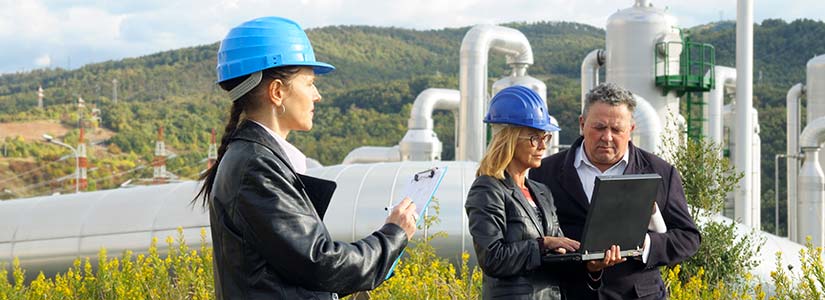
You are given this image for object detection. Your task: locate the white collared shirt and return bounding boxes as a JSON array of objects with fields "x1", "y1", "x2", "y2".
[
  {"x1": 573, "y1": 143, "x2": 661, "y2": 263},
  {"x1": 573, "y1": 144, "x2": 629, "y2": 203},
  {"x1": 250, "y1": 120, "x2": 307, "y2": 174}
]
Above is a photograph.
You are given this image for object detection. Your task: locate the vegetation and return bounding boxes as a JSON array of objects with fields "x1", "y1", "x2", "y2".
[{"x1": 0, "y1": 228, "x2": 213, "y2": 300}]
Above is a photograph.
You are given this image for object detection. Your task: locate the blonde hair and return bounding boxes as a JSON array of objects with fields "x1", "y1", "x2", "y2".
[{"x1": 476, "y1": 125, "x2": 524, "y2": 179}]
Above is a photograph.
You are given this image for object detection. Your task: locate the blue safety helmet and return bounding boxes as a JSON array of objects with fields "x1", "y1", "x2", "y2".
[
  {"x1": 484, "y1": 85, "x2": 560, "y2": 132},
  {"x1": 216, "y1": 16, "x2": 335, "y2": 83}
]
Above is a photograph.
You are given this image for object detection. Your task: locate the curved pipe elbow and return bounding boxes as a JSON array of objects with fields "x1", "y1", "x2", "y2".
[
  {"x1": 799, "y1": 116, "x2": 825, "y2": 150},
  {"x1": 460, "y1": 24, "x2": 533, "y2": 65},
  {"x1": 580, "y1": 49, "x2": 605, "y2": 110},
  {"x1": 632, "y1": 95, "x2": 662, "y2": 153},
  {"x1": 408, "y1": 88, "x2": 460, "y2": 130}
]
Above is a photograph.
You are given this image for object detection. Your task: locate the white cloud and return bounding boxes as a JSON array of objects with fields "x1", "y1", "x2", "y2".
[
  {"x1": 0, "y1": 0, "x2": 823, "y2": 74},
  {"x1": 34, "y1": 54, "x2": 52, "y2": 67}
]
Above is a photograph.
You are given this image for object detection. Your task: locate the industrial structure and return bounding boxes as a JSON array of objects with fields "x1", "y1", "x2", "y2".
[
  {"x1": 0, "y1": 0, "x2": 813, "y2": 285},
  {"x1": 785, "y1": 54, "x2": 825, "y2": 246}
]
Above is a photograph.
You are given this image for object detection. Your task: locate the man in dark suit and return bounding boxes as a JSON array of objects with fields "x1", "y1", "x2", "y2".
[{"x1": 530, "y1": 83, "x2": 700, "y2": 299}]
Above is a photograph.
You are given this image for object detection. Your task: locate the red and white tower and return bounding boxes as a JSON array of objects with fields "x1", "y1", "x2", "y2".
[
  {"x1": 152, "y1": 126, "x2": 168, "y2": 184},
  {"x1": 78, "y1": 127, "x2": 88, "y2": 191},
  {"x1": 207, "y1": 128, "x2": 217, "y2": 169}
]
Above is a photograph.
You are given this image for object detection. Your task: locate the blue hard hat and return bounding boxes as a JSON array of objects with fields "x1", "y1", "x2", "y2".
[
  {"x1": 216, "y1": 16, "x2": 335, "y2": 83},
  {"x1": 484, "y1": 85, "x2": 560, "y2": 132}
]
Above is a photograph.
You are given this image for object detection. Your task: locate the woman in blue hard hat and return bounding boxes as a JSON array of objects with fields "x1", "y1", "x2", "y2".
[
  {"x1": 195, "y1": 17, "x2": 417, "y2": 300},
  {"x1": 465, "y1": 85, "x2": 622, "y2": 299}
]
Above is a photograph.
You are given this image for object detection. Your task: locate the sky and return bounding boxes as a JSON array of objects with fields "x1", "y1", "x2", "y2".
[{"x1": 1, "y1": 0, "x2": 823, "y2": 75}]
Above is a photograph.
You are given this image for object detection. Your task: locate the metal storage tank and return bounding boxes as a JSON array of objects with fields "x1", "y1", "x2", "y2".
[
  {"x1": 605, "y1": 0, "x2": 683, "y2": 151},
  {"x1": 808, "y1": 55, "x2": 825, "y2": 184}
]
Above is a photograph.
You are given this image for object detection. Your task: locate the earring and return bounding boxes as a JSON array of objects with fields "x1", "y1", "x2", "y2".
[{"x1": 279, "y1": 104, "x2": 287, "y2": 115}]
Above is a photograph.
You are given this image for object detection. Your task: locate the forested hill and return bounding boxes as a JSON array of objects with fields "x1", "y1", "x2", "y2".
[{"x1": 1, "y1": 19, "x2": 825, "y2": 233}]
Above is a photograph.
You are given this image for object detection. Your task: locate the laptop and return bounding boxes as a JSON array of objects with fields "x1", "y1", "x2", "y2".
[{"x1": 542, "y1": 173, "x2": 662, "y2": 263}]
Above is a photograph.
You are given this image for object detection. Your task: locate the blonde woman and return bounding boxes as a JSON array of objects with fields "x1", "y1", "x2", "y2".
[{"x1": 466, "y1": 86, "x2": 621, "y2": 299}]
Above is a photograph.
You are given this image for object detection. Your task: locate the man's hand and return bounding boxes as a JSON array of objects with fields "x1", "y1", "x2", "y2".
[{"x1": 586, "y1": 245, "x2": 626, "y2": 272}]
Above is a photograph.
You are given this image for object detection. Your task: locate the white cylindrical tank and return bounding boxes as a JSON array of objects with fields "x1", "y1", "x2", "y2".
[
  {"x1": 605, "y1": 0, "x2": 682, "y2": 151},
  {"x1": 807, "y1": 55, "x2": 825, "y2": 195},
  {"x1": 798, "y1": 149, "x2": 825, "y2": 246},
  {"x1": 798, "y1": 115, "x2": 825, "y2": 246}
]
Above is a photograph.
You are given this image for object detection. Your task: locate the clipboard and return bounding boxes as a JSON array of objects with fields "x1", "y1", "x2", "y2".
[{"x1": 385, "y1": 166, "x2": 448, "y2": 280}]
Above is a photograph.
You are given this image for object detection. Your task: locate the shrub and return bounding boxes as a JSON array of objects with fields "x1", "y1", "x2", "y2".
[{"x1": 0, "y1": 227, "x2": 213, "y2": 300}]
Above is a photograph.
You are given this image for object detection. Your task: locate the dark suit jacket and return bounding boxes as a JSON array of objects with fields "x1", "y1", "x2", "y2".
[
  {"x1": 529, "y1": 137, "x2": 701, "y2": 300},
  {"x1": 465, "y1": 173, "x2": 567, "y2": 300}
]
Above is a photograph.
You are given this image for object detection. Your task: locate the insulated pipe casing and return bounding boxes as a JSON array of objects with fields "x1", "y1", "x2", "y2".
[
  {"x1": 631, "y1": 95, "x2": 662, "y2": 154},
  {"x1": 581, "y1": 49, "x2": 605, "y2": 114},
  {"x1": 408, "y1": 89, "x2": 460, "y2": 130},
  {"x1": 734, "y1": 0, "x2": 754, "y2": 227},
  {"x1": 342, "y1": 146, "x2": 401, "y2": 165},
  {"x1": 703, "y1": 66, "x2": 737, "y2": 150},
  {"x1": 786, "y1": 83, "x2": 804, "y2": 240},
  {"x1": 458, "y1": 24, "x2": 533, "y2": 162}
]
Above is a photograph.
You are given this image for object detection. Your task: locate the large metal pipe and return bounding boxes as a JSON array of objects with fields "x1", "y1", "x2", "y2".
[
  {"x1": 734, "y1": 0, "x2": 754, "y2": 227},
  {"x1": 341, "y1": 146, "x2": 401, "y2": 165},
  {"x1": 703, "y1": 66, "x2": 737, "y2": 149},
  {"x1": 786, "y1": 83, "x2": 805, "y2": 240},
  {"x1": 752, "y1": 110, "x2": 761, "y2": 230},
  {"x1": 408, "y1": 89, "x2": 460, "y2": 130},
  {"x1": 581, "y1": 49, "x2": 605, "y2": 113},
  {"x1": 798, "y1": 116, "x2": 825, "y2": 246},
  {"x1": 458, "y1": 24, "x2": 533, "y2": 162},
  {"x1": 632, "y1": 95, "x2": 662, "y2": 154},
  {"x1": 400, "y1": 88, "x2": 460, "y2": 161}
]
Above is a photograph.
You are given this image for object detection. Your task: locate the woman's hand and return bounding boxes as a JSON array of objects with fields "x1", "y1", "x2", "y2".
[
  {"x1": 542, "y1": 236, "x2": 580, "y2": 254},
  {"x1": 385, "y1": 197, "x2": 418, "y2": 241},
  {"x1": 586, "y1": 245, "x2": 626, "y2": 272}
]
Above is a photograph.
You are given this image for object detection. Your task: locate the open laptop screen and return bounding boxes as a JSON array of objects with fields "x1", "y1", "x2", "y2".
[{"x1": 578, "y1": 173, "x2": 662, "y2": 258}]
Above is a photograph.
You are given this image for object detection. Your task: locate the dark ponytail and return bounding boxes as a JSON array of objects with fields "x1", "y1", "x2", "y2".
[
  {"x1": 193, "y1": 66, "x2": 302, "y2": 207},
  {"x1": 193, "y1": 97, "x2": 246, "y2": 207}
]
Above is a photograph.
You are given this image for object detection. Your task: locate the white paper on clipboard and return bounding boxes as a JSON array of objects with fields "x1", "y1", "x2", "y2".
[
  {"x1": 385, "y1": 166, "x2": 447, "y2": 280},
  {"x1": 396, "y1": 166, "x2": 448, "y2": 225}
]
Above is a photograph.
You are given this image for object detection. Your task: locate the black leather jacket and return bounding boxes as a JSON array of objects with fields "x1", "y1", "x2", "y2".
[
  {"x1": 465, "y1": 173, "x2": 567, "y2": 300},
  {"x1": 209, "y1": 121, "x2": 408, "y2": 300}
]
